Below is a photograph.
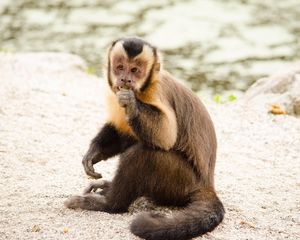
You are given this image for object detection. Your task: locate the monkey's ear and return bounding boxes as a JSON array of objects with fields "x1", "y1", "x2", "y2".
[
  {"x1": 154, "y1": 63, "x2": 160, "y2": 72},
  {"x1": 111, "y1": 38, "x2": 121, "y2": 47}
]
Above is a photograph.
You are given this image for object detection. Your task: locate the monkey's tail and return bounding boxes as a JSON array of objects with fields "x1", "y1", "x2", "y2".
[{"x1": 130, "y1": 188, "x2": 224, "y2": 240}]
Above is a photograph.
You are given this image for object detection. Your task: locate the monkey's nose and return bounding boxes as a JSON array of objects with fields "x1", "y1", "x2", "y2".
[
  {"x1": 121, "y1": 79, "x2": 132, "y2": 84},
  {"x1": 121, "y1": 79, "x2": 132, "y2": 83}
]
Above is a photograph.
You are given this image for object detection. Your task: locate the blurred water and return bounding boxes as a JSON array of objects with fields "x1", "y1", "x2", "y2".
[{"x1": 0, "y1": 0, "x2": 299, "y2": 98}]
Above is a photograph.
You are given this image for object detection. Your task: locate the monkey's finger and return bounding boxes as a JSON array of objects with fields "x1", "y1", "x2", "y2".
[
  {"x1": 64, "y1": 196, "x2": 82, "y2": 209},
  {"x1": 117, "y1": 91, "x2": 134, "y2": 98},
  {"x1": 117, "y1": 99, "x2": 130, "y2": 107},
  {"x1": 116, "y1": 91, "x2": 128, "y2": 97},
  {"x1": 83, "y1": 180, "x2": 109, "y2": 194},
  {"x1": 86, "y1": 168, "x2": 102, "y2": 179},
  {"x1": 117, "y1": 94, "x2": 132, "y2": 101},
  {"x1": 82, "y1": 159, "x2": 102, "y2": 179},
  {"x1": 118, "y1": 96, "x2": 134, "y2": 104},
  {"x1": 87, "y1": 171, "x2": 102, "y2": 179}
]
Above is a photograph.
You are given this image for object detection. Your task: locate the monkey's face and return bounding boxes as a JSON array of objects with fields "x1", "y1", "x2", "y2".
[
  {"x1": 107, "y1": 38, "x2": 159, "y2": 93},
  {"x1": 111, "y1": 53, "x2": 146, "y2": 91}
]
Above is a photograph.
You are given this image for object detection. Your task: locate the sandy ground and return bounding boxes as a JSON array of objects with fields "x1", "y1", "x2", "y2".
[{"x1": 0, "y1": 53, "x2": 299, "y2": 240}]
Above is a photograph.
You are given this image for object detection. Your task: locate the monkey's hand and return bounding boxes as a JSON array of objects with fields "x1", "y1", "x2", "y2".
[
  {"x1": 82, "y1": 144, "x2": 104, "y2": 179},
  {"x1": 83, "y1": 180, "x2": 111, "y2": 195},
  {"x1": 116, "y1": 89, "x2": 138, "y2": 117}
]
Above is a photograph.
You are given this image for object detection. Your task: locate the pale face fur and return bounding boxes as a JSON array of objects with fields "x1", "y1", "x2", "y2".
[{"x1": 109, "y1": 41, "x2": 156, "y2": 92}]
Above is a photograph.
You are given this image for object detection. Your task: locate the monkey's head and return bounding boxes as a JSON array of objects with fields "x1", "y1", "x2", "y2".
[{"x1": 106, "y1": 37, "x2": 160, "y2": 93}]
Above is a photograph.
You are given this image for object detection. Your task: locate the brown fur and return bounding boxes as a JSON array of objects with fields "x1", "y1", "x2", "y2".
[{"x1": 65, "y1": 37, "x2": 224, "y2": 240}]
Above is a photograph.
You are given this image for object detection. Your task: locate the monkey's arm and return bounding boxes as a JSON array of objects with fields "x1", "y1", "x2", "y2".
[
  {"x1": 117, "y1": 90, "x2": 177, "y2": 150},
  {"x1": 82, "y1": 123, "x2": 136, "y2": 178}
]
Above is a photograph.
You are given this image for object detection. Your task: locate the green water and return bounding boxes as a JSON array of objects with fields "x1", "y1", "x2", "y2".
[{"x1": 0, "y1": 0, "x2": 299, "y2": 98}]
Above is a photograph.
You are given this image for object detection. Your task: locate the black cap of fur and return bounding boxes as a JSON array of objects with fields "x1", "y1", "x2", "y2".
[
  {"x1": 114, "y1": 37, "x2": 155, "y2": 59},
  {"x1": 123, "y1": 38, "x2": 144, "y2": 58}
]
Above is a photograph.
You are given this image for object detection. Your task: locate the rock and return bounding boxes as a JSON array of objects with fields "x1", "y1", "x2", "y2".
[
  {"x1": 0, "y1": 52, "x2": 106, "y2": 108},
  {"x1": 244, "y1": 61, "x2": 300, "y2": 116}
]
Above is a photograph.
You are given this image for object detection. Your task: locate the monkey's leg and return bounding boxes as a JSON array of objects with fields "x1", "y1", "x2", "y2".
[
  {"x1": 82, "y1": 123, "x2": 136, "y2": 178},
  {"x1": 65, "y1": 144, "x2": 144, "y2": 212},
  {"x1": 98, "y1": 144, "x2": 150, "y2": 212},
  {"x1": 104, "y1": 145, "x2": 198, "y2": 212},
  {"x1": 64, "y1": 193, "x2": 108, "y2": 211},
  {"x1": 129, "y1": 148, "x2": 224, "y2": 240},
  {"x1": 141, "y1": 149, "x2": 199, "y2": 206},
  {"x1": 65, "y1": 176, "x2": 134, "y2": 212},
  {"x1": 103, "y1": 145, "x2": 198, "y2": 212},
  {"x1": 66, "y1": 144, "x2": 195, "y2": 212}
]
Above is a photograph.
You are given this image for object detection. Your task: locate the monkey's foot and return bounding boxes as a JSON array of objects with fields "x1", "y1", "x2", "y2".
[
  {"x1": 64, "y1": 193, "x2": 107, "y2": 211},
  {"x1": 83, "y1": 180, "x2": 111, "y2": 195}
]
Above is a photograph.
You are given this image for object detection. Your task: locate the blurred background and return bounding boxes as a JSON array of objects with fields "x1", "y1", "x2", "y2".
[{"x1": 0, "y1": 0, "x2": 299, "y2": 99}]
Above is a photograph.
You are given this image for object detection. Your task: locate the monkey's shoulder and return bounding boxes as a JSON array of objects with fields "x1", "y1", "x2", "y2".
[{"x1": 159, "y1": 71, "x2": 204, "y2": 106}]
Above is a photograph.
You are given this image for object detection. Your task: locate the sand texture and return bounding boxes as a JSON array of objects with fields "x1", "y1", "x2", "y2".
[{"x1": 0, "y1": 53, "x2": 299, "y2": 240}]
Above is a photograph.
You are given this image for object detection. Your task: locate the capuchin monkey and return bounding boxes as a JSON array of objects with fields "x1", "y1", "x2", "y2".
[{"x1": 65, "y1": 37, "x2": 225, "y2": 240}]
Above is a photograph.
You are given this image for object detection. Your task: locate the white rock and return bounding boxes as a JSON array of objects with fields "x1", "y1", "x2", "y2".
[{"x1": 244, "y1": 61, "x2": 300, "y2": 116}]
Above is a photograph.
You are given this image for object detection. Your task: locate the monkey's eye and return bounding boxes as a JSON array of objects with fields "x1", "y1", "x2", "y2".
[
  {"x1": 131, "y1": 67, "x2": 138, "y2": 73},
  {"x1": 117, "y1": 65, "x2": 124, "y2": 71}
]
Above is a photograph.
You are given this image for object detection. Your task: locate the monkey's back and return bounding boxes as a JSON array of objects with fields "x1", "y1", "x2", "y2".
[{"x1": 160, "y1": 71, "x2": 217, "y2": 186}]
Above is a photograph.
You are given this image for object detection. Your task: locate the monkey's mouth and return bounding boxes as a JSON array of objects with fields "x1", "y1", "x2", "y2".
[
  {"x1": 115, "y1": 82, "x2": 135, "y2": 92},
  {"x1": 118, "y1": 86, "x2": 131, "y2": 91}
]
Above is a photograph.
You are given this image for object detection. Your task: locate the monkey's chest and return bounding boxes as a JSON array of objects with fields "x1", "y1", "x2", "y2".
[
  {"x1": 111, "y1": 112, "x2": 135, "y2": 136},
  {"x1": 106, "y1": 94, "x2": 136, "y2": 137}
]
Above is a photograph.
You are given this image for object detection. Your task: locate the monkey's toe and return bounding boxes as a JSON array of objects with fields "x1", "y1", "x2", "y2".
[
  {"x1": 64, "y1": 194, "x2": 107, "y2": 211},
  {"x1": 64, "y1": 195, "x2": 85, "y2": 209}
]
